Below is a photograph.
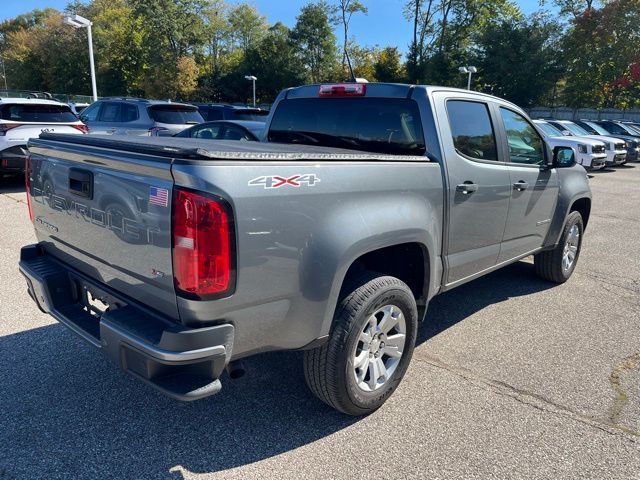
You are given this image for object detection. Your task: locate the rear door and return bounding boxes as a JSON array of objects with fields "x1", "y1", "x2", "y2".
[
  {"x1": 495, "y1": 106, "x2": 558, "y2": 261},
  {"x1": 432, "y1": 92, "x2": 512, "y2": 285},
  {"x1": 28, "y1": 139, "x2": 178, "y2": 319}
]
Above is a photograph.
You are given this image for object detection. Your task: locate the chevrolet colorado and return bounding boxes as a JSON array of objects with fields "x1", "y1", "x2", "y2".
[{"x1": 19, "y1": 84, "x2": 591, "y2": 415}]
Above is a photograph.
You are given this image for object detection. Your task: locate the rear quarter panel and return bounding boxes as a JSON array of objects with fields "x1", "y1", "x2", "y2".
[{"x1": 172, "y1": 160, "x2": 443, "y2": 359}]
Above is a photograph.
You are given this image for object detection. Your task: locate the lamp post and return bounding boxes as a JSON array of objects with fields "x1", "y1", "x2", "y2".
[
  {"x1": 458, "y1": 66, "x2": 477, "y2": 90},
  {"x1": 244, "y1": 75, "x2": 257, "y2": 107},
  {"x1": 64, "y1": 14, "x2": 98, "y2": 102},
  {"x1": 0, "y1": 55, "x2": 7, "y2": 91}
]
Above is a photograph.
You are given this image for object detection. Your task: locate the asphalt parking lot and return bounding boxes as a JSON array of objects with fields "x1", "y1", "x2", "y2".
[{"x1": 1, "y1": 166, "x2": 639, "y2": 479}]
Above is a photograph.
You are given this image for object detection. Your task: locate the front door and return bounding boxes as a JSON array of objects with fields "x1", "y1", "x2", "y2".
[
  {"x1": 432, "y1": 93, "x2": 512, "y2": 285},
  {"x1": 496, "y1": 107, "x2": 559, "y2": 261}
]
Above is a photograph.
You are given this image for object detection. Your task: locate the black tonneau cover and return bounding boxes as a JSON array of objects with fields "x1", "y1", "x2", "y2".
[{"x1": 33, "y1": 133, "x2": 428, "y2": 162}]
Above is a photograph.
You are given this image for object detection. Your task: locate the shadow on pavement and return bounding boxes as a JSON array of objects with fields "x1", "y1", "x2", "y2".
[
  {"x1": 0, "y1": 261, "x2": 554, "y2": 479},
  {"x1": 0, "y1": 175, "x2": 25, "y2": 194}
]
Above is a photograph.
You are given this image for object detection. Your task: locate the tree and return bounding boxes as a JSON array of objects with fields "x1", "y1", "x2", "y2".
[
  {"x1": 474, "y1": 13, "x2": 564, "y2": 107},
  {"x1": 335, "y1": 0, "x2": 367, "y2": 74},
  {"x1": 291, "y1": 1, "x2": 338, "y2": 83},
  {"x1": 228, "y1": 4, "x2": 268, "y2": 54},
  {"x1": 374, "y1": 47, "x2": 405, "y2": 82},
  {"x1": 241, "y1": 23, "x2": 308, "y2": 102}
]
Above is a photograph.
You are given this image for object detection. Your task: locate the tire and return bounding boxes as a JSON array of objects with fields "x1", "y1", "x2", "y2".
[
  {"x1": 534, "y1": 211, "x2": 584, "y2": 283},
  {"x1": 304, "y1": 272, "x2": 418, "y2": 416}
]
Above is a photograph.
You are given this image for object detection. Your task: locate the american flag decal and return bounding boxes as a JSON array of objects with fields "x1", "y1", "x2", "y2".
[{"x1": 149, "y1": 186, "x2": 169, "y2": 207}]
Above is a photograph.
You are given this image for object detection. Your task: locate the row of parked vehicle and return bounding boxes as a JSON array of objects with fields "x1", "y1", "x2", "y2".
[
  {"x1": 533, "y1": 118, "x2": 640, "y2": 169},
  {"x1": 2, "y1": 92, "x2": 640, "y2": 178},
  {"x1": 0, "y1": 95, "x2": 268, "y2": 176}
]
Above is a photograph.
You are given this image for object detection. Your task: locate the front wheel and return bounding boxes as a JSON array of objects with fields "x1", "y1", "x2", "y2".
[
  {"x1": 304, "y1": 273, "x2": 418, "y2": 415},
  {"x1": 534, "y1": 211, "x2": 584, "y2": 283}
]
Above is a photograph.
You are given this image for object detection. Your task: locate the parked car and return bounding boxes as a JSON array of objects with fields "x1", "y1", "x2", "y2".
[
  {"x1": 546, "y1": 119, "x2": 627, "y2": 167},
  {"x1": 196, "y1": 104, "x2": 269, "y2": 122},
  {"x1": 21, "y1": 83, "x2": 591, "y2": 415},
  {"x1": 68, "y1": 102, "x2": 90, "y2": 116},
  {"x1": 79, "y1": 98, "x2": 203, "y2": 136},
  {"x1": 574, "y1": 119, "x2": 640, "y2": 162},
  {"x1": 533, "y1": 120, "x2": 606, "y2": 169},
  {"x1": 174, "y1": 120, "x2": 264, "y2": 141},
  {"x1": 619, "y1": 121, "x2": 640, "y2": 135},
  {"x1": 0, "y1": 98, "x2": 87, "y2": 176}
]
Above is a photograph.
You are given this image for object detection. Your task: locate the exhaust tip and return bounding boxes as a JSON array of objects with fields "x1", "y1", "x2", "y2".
[{"x1": 226, "y1": 360, "x2": 246, "y2": 379}]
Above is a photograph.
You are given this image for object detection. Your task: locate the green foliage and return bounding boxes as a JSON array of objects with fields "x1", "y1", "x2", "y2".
[
  {"x1": 473, "y1": 13, "x2": 564, "y2": 107},
  {"x1": 291, "y1": 1, "x2": 339, "y2": 83},
  {"x1": 0, "y1": 0, "x2": 638, "y2": 107}
]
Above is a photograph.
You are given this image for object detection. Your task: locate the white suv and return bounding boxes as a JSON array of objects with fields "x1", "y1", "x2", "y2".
[
  {"x1": 0, "y1": 98, "x2": 87, "y2": 176},
  {"x1": 533, "y1": 119, "x2": 607, "y2": 170}
]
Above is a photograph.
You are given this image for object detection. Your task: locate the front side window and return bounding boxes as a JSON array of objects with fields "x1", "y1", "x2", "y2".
[
  {"x1": 500, "y1": 108, "x2": 545, "y2": 165},
  {"x1": 80, "y1": 103, "x2": 100, "y2": 122},
  {"x1": 223, "y1": 125, "x2": 253, "y2": 141},
  {"x1": 446, "y1": 100, "x2": 498, "y2": 161}
]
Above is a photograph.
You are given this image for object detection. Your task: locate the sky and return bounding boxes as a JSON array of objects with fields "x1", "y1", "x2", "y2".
[{"x1": 2, "y1": 0, "x2": 548, "y2": 51}]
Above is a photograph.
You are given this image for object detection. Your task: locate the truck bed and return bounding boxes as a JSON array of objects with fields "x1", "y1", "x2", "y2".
[{"x1": 38, "y1": 133, "x2": 428, "y2": 162}]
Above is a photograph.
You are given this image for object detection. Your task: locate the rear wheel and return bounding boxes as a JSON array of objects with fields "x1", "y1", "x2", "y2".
[
  {"x1": 534, "y1": 211, "x2": 583, "y2": 283},
  {"x1": 304, "y1": 273, "x2": 418, "y2": 415}
]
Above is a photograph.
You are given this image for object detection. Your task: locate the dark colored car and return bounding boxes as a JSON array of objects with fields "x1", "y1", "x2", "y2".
[
  {"x1": 195, "y1": 104, "x2": 269, "y2": 122},
  {"x1": 173, "y1": 120, "x2": 264, "y2": 141},
  {"x1": 574, "y1": 119, "x2": 640, "y2": 162}
]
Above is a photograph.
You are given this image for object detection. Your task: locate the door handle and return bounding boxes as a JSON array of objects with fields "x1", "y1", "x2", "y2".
[
  {"x1": 513, "y1": 181, "x2": 529, "y2": 191},
  {"x1": 107, "y1": 128, "x2": 117, "y2": 134},
  {"x1": 456, "y1": 182, "x2": 478, "y2": 195}
]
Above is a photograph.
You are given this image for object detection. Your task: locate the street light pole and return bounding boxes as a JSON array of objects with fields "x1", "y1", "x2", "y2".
[
  {"x1": 0, "y1": 55, "x2": 8, "y2": 91},
  {"x1": 64, "y1": 14, "x2": 98, "y2": 101},
  {"x1": 458, "y1": 66, "x2": 478, "y2": 90},
  {"x1": 244, "y1": 75, "x2": 257, "y2": 107}
]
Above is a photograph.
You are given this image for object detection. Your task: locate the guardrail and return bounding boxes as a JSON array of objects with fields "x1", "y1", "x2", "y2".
[{"x1": 528, "y1": 106, "x2": 640, "y2": 122}]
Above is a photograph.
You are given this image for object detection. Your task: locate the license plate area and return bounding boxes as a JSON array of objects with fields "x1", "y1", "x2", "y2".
[{"x1": 70, "y1": 275, "x2": 126, "y2": 320}]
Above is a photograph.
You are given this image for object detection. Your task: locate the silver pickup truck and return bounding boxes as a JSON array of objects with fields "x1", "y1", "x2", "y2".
[{"x1": 19, "y1": 84, "x2": 591, "y2": 415}]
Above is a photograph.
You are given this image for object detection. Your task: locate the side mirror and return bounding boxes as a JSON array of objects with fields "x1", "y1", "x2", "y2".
[
  {"x1": 553, "y1": 146, "x2": 576, "y2": 168},
  {"x1": 562, "y1": 130, "x2": 572, "y2": 136}
]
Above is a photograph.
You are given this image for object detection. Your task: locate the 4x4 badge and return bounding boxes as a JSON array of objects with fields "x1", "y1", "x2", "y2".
[{"x1": 248, "y1": 174, "x2": 320, "y2": 189}]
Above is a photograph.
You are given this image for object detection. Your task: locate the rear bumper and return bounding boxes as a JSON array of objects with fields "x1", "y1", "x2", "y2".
[
  {"x1": 0, "y1": 145, "x2": 29, "y2": 173},
  {"x1": 18, "y1": 244, "x2": 234, "y2": 401}
]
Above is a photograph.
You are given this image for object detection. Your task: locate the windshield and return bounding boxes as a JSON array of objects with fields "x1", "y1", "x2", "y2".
[
  {"x1": 268, "y1": 98, "x2": 426, "y2": 156},
  {"x1": 536, "y1": 122, "x2": 563, "y2": 137},
  {"x1": 585, "y1": 121, "x2": 613, "y2": 135},
  {"x1": 562, "y1": 122, "x2": 590, "y2": 136},
  {"x1": 0, "y1": 103, "x2": 78, "y2": 123},
  {"x1": 148, "y1": 105, "x2": 203, "y2": 124}
]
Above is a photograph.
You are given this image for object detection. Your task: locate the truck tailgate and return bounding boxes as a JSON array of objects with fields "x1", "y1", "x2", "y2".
[{"x1": 27, "y1": 137, "x2": 179, "y2": 319}]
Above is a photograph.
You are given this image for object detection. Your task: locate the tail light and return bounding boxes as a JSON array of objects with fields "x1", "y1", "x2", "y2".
[
  {"x1": 319, "y1": 83, "x2": 366, "y2": 97},
  {"x1": 0, "y1": 124, "x2": 19, "y2": 136},
  {"x1": 25, "y1": 155, "x2": 34, "y2": 222},
  {"x1": 72, "y1": 124, "x2": 89, "y2": 134},
  {"x1": 172, "y1": 188, "x2": 235, "y2": 298}
]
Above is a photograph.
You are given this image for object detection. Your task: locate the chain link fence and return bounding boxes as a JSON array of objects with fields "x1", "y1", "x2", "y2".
[
  {"x1": 528, "y1": 106, "x2": 640, "y2": 122},
  {"x1": 0, "y1": 89, "x2": 95, "y2": 104}
]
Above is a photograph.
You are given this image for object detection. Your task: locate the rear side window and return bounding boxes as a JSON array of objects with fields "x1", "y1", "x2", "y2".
[
  {"x1": 122, "y1": 104, "x2": 139, "y2": 122},
  {"x1": 0, "y1": 103, "x2": 78, "y2": 123},
  {"x1": 98, "y1": 102, "x2": 122, "y2": 122},
  {"x1": 446, "y1": 100, "x2": 497, "y2": 161},
  {"x1": 268, "y1": 98, "x2": 426, "y2": 156},
  {"x1": 148, "y1": 105, "x2": 203, "y2": 124}
]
